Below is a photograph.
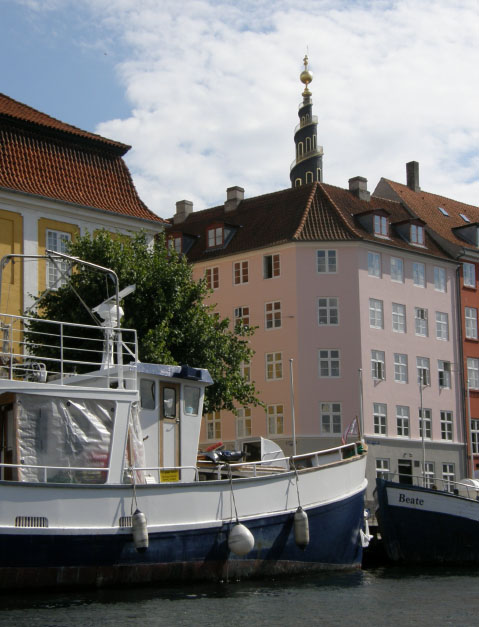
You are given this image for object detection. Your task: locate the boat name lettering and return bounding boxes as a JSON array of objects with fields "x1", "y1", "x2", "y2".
[{"x1": 398, "y1": 493, "x2": 424, "y2": 506}]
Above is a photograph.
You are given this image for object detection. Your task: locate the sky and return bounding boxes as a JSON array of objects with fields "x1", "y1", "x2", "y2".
[{"x1": 1, "y1": 0, "x2": 478, "y2": 218}]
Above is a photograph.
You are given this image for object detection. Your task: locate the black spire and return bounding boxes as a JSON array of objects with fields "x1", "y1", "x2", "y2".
[{"x1": 290, "y1": 55, "x2": 323, "y2": 187}]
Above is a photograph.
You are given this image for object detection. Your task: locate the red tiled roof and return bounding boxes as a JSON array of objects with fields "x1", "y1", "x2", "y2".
[{"x1": 0, "y1": 93, "x2": 165, "y2": 223}]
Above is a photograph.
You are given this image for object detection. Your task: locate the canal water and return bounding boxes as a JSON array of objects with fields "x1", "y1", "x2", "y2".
[{"x1": 0, "y1": 567, "x2": 477, "y2": 626}]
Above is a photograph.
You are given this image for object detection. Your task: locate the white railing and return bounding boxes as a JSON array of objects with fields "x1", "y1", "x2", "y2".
[
  {"x1": 0, "y1": 461, "x2": 109, "y2": 484},
  {"x1": 379, "y1": 472, "x2": 479, "y2": 500},
  {"x1": 290, "y1": 146, "x2": 324, "y2": 171}
]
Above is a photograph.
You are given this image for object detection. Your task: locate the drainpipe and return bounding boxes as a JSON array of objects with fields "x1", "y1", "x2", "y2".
[{"x1": 455, "y1": 263, "x2": 471, "y2": 477}]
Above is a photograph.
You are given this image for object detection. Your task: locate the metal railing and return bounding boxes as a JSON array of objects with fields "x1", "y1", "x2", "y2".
[
  {"x1": 294, "y1": 115, "x2": 318, "y2": 134},
  {"x1": 379, "y1": 472, "x2": 479, "y2": 500},
  {"x1": 290, "y1": 146, "x2": 324, "y2": 171}
]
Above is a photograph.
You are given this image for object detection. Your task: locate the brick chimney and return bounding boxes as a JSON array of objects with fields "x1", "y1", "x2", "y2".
[
  {"x1": 406, "y1": 161, "x2": 420, "y2": 192},
  {"x1": 348, "y1": 176, "x2": 370, "y2": 202},
  {"x1": 224, "y1": 186, "x2": 244, "y2": 213},
  {"x1": 173, "y1": 199, "x2": 193, "y2": 224}
]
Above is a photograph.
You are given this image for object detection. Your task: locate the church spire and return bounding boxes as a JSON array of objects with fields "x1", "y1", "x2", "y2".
[{"x1": 290, "y1": 55, "x2": 324, "y2": 188}]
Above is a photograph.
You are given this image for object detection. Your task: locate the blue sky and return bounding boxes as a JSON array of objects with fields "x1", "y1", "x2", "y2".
[{"x1": 1, "y1": 0, "x2": 478, "y2": 217}]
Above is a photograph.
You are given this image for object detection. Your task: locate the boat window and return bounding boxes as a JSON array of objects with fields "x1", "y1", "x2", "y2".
[
  {"x1": 163, "y1": 387, "x2": 177, "y2": 418},
  {"x1": 140, "y1": 379, "x2": 156, "y2": 409},
  {"x1": 184, "y1": 386, "x2": 200, "y2": 415}
]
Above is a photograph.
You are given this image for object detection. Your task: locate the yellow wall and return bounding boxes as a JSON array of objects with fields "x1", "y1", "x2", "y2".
[
  {"x1": 0, "y1": 209, "x2": 23, "y2": 317},
  {"x1": 37, "y1": 218, "x2": 79, "y2": 293}
]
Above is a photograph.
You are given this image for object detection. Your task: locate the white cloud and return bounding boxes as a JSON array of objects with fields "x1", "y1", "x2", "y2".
[{"x1": 72, "y1": 1, "x2": 479, "y2": 215}]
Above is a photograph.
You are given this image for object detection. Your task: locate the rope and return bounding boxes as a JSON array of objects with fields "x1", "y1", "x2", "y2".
[
  {"x1": 130, "y1": 465, "x2": 139, "y2": 515},
  {"x1": 228, "y1": 466, "x2": 240, "y2": 523},
  {"x1": 290, "y1": 456, "x2": 302, "y2": 509}
]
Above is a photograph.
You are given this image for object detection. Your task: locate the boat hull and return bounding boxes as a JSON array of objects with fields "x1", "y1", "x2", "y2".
[
  {"x1": 0, "y1": 489, "x2": 365, "y2": 589},
  {"x1": 375, "y1": 479, "x2": 479, "y2": 564}
]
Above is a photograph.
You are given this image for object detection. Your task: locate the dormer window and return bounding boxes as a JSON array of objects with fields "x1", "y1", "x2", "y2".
[
  {"x1": 374, "y1": 215, "x2": 388, "y2": 237},
  {"x1": 168, "y1": 235, "x2": 182, "y2": 253},
  {"x1": 411, "y1": 224, "x2": 424, "y2": 245},
  {"x1": 207, "y1": 225, "x2": 223, "y2": 248}
]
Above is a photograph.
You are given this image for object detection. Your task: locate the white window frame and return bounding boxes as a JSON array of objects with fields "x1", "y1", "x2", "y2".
[
  {"x1": 468, "y1": 358, "x2": 479, "y2": 390},
  {"x1": 368, "y1": 251, "x2": 381, "y2": 278},
  {"x1": 267, "y1": 404, "x2": 284, "y2": 435},
  {"x1": 233, "y1": 260, "x2": 249, "y2": 285},
  {"x1": 236, "y1": 408, "x2": 252, "y2": 438},
  {"x1": 265, "y1": 301, "x2": 282, "y2": 329},
  {"x1": 234, "y1": 306, "x2": 250, "y2": 328},
  {"x1": 396, "y1": 405, "x2": 410, "y2": 437},
  {"x1": 471, "y1": 419, "x2": 479, "y2": 454},
  {"x1": 373, "y1": 402, "x2": 387, "y2": 435},
  {"x1": 317, "y1": 249, "x2": 337, "y2": 274},
  {"x1": 374, "y1": 215, "x2": 388, "y2": 237},
  {"x1": 440, "y1": 410, "x2": 453, "y2": 441},
  {"x1": 394, "y1": 353, "x2": 408, "y2": 384},
  {"x1": 435, "y1": 312, "x2": 449, "y2": 341},
  {"x1": 434, "y1": 266, "x2": 446, "y2": 292},
  {"x1": 46, "y1": 229, "x2": 72, "y2": 289},
  {"x1": 442, "y1": 463, "x2": 455, "y2": 492},
  {"x1": 369, "y1": 298, "x2": 384, "y2": 329},
  {"x1": 390, "y1": 257, "x2": 404, "y2": 282},
  {"x1": 318, "y1": 349, "x2": 340, "y2": 378},
  {"x1": 415, "y1": 307, "x2": 428, "y2": 336},
  {"x1": 411, "y1": 224, "x2": 425, "y2": 245},
  {"x1": 318, "y1": 297, "x2": 339, "y2": 326},
  {"x1": 371, "y1": 350, "x2": 386, "y2": 381},
  {"x1": 263, "y1": 254, "x2": 280, "y2": 279},
  {"x1": 438, "y1": 360, "x2": 451, "y2": 389},
  {"x1": 419, "y1": 408, "x2": 432, "y2": 439},
  {"x1": 463, "y1": 263, "x2": 476, "y2": 288},
  {"x1": 417, "y1": 356, "x2": 431, "y2": 386},
  {"x1": 376, "y1": 458, "x2": 390, "y2": 480},
  {"x1": 465, "y1": 307, "x2": 478, "y2": 339},
  {"x1": 424, "y1": 462, "x2": 435, "y2": 488},
  {"x1": 265, "y1": 352, "x2": 283, "y2": 381},
  {"x1": 392, "y1": 303, "x2": 406, "y2": 333},
  {"x1": 320, "y1": 402, "x2": 342, "y2": 434},
  {"x1": 205, "y1": 266, "x2": 219, "y2": 290},
  {"x1": 206, "y1": 411, "x2": 221, "y2": 440},
  {"x1": 413, "y1": 262, "x2": 426, "y2": 287}
]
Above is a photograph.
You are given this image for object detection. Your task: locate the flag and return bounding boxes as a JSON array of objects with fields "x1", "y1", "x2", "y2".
[{"x1": 341, "y1": 417, "x2": 359, "y2": 444}]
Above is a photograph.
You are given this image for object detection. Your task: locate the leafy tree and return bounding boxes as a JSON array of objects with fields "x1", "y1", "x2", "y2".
[{"x1": 27, "y1": 230, "x2": 260, "y2": 414}]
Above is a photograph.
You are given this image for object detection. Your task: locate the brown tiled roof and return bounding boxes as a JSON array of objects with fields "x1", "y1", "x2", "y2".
[
  {"x1": 375, "y1": 178, "x2": 479, "y2": 253},
  {"x1": 0, "y1": 93, "x2": 165, "y2": 223},
  {"x1": 170, "y1": 181, "x2": 450, "y2": 261}
]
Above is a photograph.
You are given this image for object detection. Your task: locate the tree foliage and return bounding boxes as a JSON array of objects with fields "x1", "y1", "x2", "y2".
[{"x1": 27, "y1": 231, "x2": 260, "y2": 414}]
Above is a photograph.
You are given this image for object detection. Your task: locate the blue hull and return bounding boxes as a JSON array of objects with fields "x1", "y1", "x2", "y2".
[
  {"x1": 376, "y1": 479, "x2": 479, "y2": 565},
  {"x1": 0, "y1": 490, "x2": 365, "y2": 589}
]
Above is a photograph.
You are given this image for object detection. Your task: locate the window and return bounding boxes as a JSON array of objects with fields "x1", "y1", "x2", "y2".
[
  {"x1": 306, "y1": 171, "x2": 313, "y2": 184},
  {"x1": 206, "y1": 412, "x2": 221, "y2": 440},
  {"x1": 317, "y1": 250, "x2": 337, "y2": 273},
  {"x1": 460, "y1": 213, "x2": 471, "y2": 223},
  {"x1": 318, "y1": 297, "x2": 339, "y2": 325},
  {"x1": 374, "y1": 215, "x2": 388, "y2": 237},
  {"x1": 396, "y1": 405, "x2": 410, "y2": 437},
  {"x1": 467, "y1": 358, "x2": 479, "y2": 389},
  {"x1": 184, "y1": 386, "x2": 200, "y2": 415},
  {"x1": 236, "y1": 408, "x2": 252, "y2": 438},
  {"x1": 419, "y1": 408, "x2": 432, "y2": 439},
  {"x1": 442, "y1": 463, "x2": 455, "y2": 493},
  {"x1": 413, "y1": 262, "x2": 426, "y2": 287},
  {"x1": 465, "y1": 307, "x2": 478, "y2": 339},
  {"x1": 265, "y1": 301, "x2": 282, "y2": 329},
  {"x1": 234, "y1": 306, "x2": 250, "y2": 328},
  {"x1": 318, "y1": 349, "x2": 340, "y2": 378},
  {"x1": 373, "y1": 403, "x2": 387, "y2": 435},
  {"x1": 471, "y1": 419, "x2": 479, "y2": 454},
  {"x1": 371, "y1": 350, "x2": 385, "y2": 380},
  {"x1": 46, "y1": 229, "x2": 71, "y2": 288},
  {"x1": 369, "y1": 298, "x2": 383, "y2": 329},
  {"x1": 440, "y1": 411, "x2": 453, "y2": 441},
  {"x1": 265, "y1": 352, "x2": 282, "y2": 380},
  {"x1": 417, "y1": 357, "x2": 430, "y2": 386},
  {"x1": 411, "y1": 224, "x2": 424, "y2": 245},
  {"x1": 438, "y1": 206, "x2": 449, "y2": 217},
  {"x1": 233, "y1": 261, "x2": 248, "y2": 285},
  {"x1": 392, "y1": 303, "x2": 406, "y2": 333},
  {"x1": 241, "y1": 361, "x2": 251, "y2": 382},
  {"x1": 438, "y1": 360, "x2": 451, "y2": 389},
  {"x1": 263, "y1": 254, "x2": 280, "y2": 279},
  {"x1": 434, "y1": 267, "x2": 446, "y2": 292},
  {"x1": 394, "y1": 353, "x2": 408, "y2": 384},
  {"x1": 207, "y1": 226, "x2": 223, "y2": 248},
  {"x1": 163, "y1": 387, "x2": 177, "y2": 418},
  {"x1": 368, "y1": 252, "x2": 381, "y2": 277},
  {"x1": 463, "y1": 263, "x2": 476, "y2": 288},
  {"x1": 320, "y1": 402, "x2": 341, "y2": 434},
  {"x1": 168, "y1": 235, "x2": 182, "y2": 253},
  {"x1": 205, "y1": 267, "x2": 219, "y2": 290},
  {"x1": 435, "y1": 312, "x2": 449, "y2": 341},
  {"x1": 390, "y1": 257, "x2": 404, "y2": 282},
  {"x1": 415, "y1": 307, "x2": 428, "y2": 336},
  {"x1": 140, "y1": 379, "x2": 156, "y2": 410},
  {"x1": 267, "y1": 404, "x2": 284, "y2": 435},
  {"x1": 424, "y1": 462, "x2": 435, "y2": 488},
  {"x1": 376, "y1": 458, "x2": 390, "y2": 480}
]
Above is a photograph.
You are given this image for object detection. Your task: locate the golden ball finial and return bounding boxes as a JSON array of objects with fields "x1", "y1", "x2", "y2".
[{"x1": 300, "y1": 54, "x2": 313, "y2": 97}]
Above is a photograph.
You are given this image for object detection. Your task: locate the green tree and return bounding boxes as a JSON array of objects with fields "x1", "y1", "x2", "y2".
[{"x1": 27, "y1": 230, "x2": 260, "y2": 414}]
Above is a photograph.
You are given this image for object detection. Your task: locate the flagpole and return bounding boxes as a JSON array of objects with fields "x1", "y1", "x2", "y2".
[
  {"x1": 358, "y1": 368, "x2": 364, "y2": 442},
  {"x1": 289, "y1": 358, "x2": 297, "y2": 456}
]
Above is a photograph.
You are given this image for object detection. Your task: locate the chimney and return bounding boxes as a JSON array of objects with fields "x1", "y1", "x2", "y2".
[
  {"x1": 173, "y1": 199, "x2": 193, "y2": 224},
  {"x1": 406, "y1": 161, "x2": 420, "y2": 192},
  {"x1": 224, "y1": 186, "x2": 244, "y2": 213},
  {"x1": 348, "y1": 176, "x2": 370, "y2": 202}
]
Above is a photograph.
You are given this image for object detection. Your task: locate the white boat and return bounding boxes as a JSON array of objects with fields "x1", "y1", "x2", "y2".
[{"x1": 0, "y1": 252, "x2": 368, "y2": 589}]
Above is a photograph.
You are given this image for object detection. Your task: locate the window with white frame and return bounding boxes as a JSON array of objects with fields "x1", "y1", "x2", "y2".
[
  {"x1": 434, "y1": 267, "x2": 446, "y2": 292},
  {"x1": 369, "y1": 298, "x2": 384, "y2": 329},
  {"x1": 442, "y1": 463, "x2": 455, "y2": 492},
  {"x1": 207, "y1": 226, "x2": 223, "y2": 248},
  {"x1": 267, "y1": 404, "x2": 284, "y2": 435},
  {"x1": 394, "y1": 353, "x2": 408, "y2": 383},
  {"x1": 396, "y1": 405, "x2": 410, "y2": 437},
  {"x1": 424, "y1": 462, "x2": 435, "y2": 488},
  {"x1": 265, "y1": 301, "x2": 282, "y2": 329},
  {"x1": 233, "y1": 260, "x2": 248, "y2": 285},
  {"x1": 374, "y1": 215, "x2": 388, "y2": 237},
  {"x1": 392, "y1": 303, "x2": 406, "y2": 333},
  {"x1": 414, "y1": 307, "x2": 428, "y2": 336},
  {"x1": 413, "y1": 262, "x2": 426, "y2": 287},
  {"x1": 465, "y1": 307, "x2": 478, "y2": 339},
  {"x1": 435, "y1": 312, "x2": 449, "y2": 341},
  {"x1": 234, "y1": 306, "x2": 250, "y2": 328},
  {"x1": 205, "y1": 266, "x2": 219, "y2": 290},
  {"x1": 236, "y1": 408, "x2": 252, "y2": 438},
  {"x1": 438, "y1": 360, "x2": 451, "y2": 389},
  {"x1": 320, "y1": 402, "x2": 341, "y2": 434},
  {"x1": 463, "y1": 262, "x2": 476, "y2": 288},
  {"x1": 46, "y1": 229, "x2": 71, "y2": 289},
  {"x1": 467, "y1": 358, "x2": 479, "y2": 389},
  {"x1": 317, "y1": 250, "x2": 337, "y2": 274},
  {"x1": 263, "y1": 254, "x2": 280, "y2": 279},
  {"x1": 368, "y1": 251, "x2": 381, "y2": 277},
  {"x1": 376, "y1": 458, "x2": 390, "y2": 480},
  {"x1": 440, "y1": 410, "x2": 453, "y2": 441},
  {"x1": 411, "y1": 224, "x2": 425, "y2": 245},
  {"x1": 471, "y1": 419, "x2": 479, "y2": 454},
  {"x1": 373, "y1": 403, "x2": 387, "y2": 435},
  {"x1": 265, "y1": 352, "x2": 283, "y2": 380},
  {"x1": 206, "y1": 412, "x2": 221, "y2": 440},
  {"x1": 390, "y1": 257, "x2": 404, "y2": 282},
  {"x1": 318, "y1": 297, "x2": 339, "y2": 325},
  {"x1": 371, "y1": 350, "x2": 386, "y2": 380},
  {"x1": 417, "y1": 356, "x2": 430, "y2": 386},
  {"x1": 168, "y1": 235, "x2": 182, "y2": 253},
  {"x1": 318, "y1": 349, "x2": 340, "y2": 378},
  {"x1": 419, "y1": 408, "x2": 432, "y2": 439},
  {"x1": 241, "y1": 361, "x2": 251, "y2": 382}
]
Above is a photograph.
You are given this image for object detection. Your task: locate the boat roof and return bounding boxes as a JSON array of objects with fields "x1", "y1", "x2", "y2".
[{"x1": 136, "y1": 362, "x2": 213, "y2": 385}]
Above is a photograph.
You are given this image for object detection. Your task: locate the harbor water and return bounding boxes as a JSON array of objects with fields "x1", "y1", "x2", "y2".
[{"x1": 0, "y1": 566, "x2": 478, "y2": 626}]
